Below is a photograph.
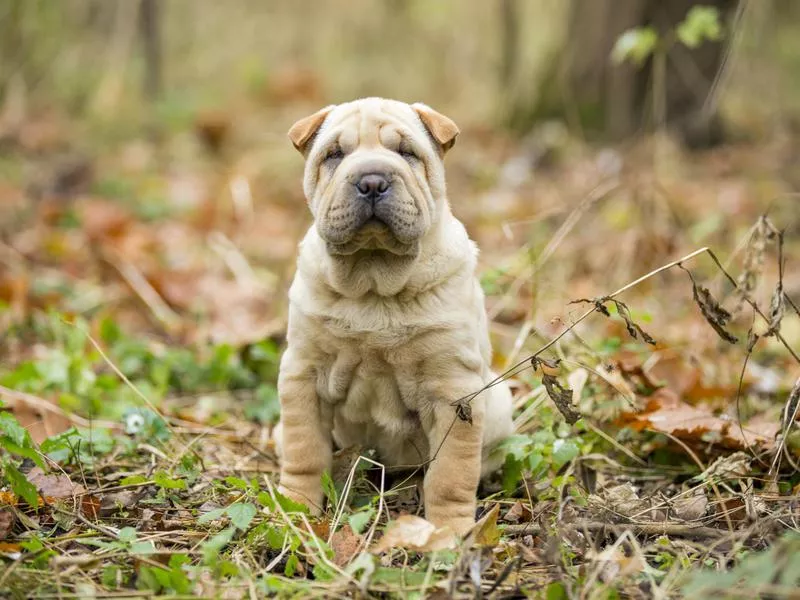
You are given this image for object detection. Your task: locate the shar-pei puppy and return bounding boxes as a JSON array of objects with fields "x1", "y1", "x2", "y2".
[{"x1": 274, "y1": 97, "x2": 513, "y2": 534}]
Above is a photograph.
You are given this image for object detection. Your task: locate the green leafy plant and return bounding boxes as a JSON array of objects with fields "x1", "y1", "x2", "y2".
[
  {"x1": 612, "y1": 5, "x2": 723, "y2": 66},
  {"x1": 0, "y1": 406, "x2": 44, "y2": 506},
  {"x1": 611, "y1": 5, "x2": 724, "y2": 131},
  {"x1": 497, "y1": 409, "x2": 589, "y2": 495}
]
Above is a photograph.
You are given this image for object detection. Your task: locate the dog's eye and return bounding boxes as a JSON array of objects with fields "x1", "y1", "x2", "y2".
[
  {"x1": 324, "y1": 148, "x2": 344, "y2": 162},
  {"x1": 398, "y1": 148, "x2": 418, "y2": 161}
]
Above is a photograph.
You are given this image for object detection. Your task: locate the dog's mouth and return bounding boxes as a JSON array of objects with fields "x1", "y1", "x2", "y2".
[
  {"x1": 323, "y1": 218, "x2": 420, "y2": 256},
  {"x1": 318, "y1": 189, "x2": 427, "y2": 254}
]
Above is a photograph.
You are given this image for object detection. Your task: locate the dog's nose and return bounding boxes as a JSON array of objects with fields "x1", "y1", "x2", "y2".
[{"x1": 355, "y1": 173, "x2": 391, "y2": 202}]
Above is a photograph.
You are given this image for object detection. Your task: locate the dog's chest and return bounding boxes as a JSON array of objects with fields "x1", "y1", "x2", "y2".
[{"x1": 315, "y1": 341, "x2": 421, "y2": 432}]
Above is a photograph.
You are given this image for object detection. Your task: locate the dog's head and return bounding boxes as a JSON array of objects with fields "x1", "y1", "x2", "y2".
[{"x1": 288, "y1": 98, "x2": 458, "y2": 256}]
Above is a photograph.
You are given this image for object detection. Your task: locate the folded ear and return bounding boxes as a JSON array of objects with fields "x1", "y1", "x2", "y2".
[
  {"x1": 412, "y1": 103, "x2": 460, "y2": 153},
  {"x1": 287, "y1": 105, "x2": 335, "y2": 154}
]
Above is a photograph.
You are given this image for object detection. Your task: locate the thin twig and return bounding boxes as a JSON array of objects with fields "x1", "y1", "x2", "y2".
[
  {"x1": 0, "y1": 384, "x2": 120, "y2": 432},
  {"x1": 503, "y1": 519, "x2": 744, "y2": 541}
]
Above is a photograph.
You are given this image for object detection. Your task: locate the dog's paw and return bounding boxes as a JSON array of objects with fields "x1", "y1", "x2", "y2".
[
  {"x1": 277, "y1": 484, "x2": 322, "y2": 516},
  {"x1": 427, "y1": 514, "x2": 475, "y2": 537}
]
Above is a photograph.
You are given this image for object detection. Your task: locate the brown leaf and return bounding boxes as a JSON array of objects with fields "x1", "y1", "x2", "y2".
[
  {"x1": 81, "y1": 495, "x2": 101, "y2": 519},
  {"x1": 766, "y1": 281, "x2": 784, "y2": 336},
  {"x1": 717, "y1": 498, "x2": 747, "y2": 524},
  {"x1": 594, "y1": 483, "x2": 646, "y2": 518},
  {"x1": 330, "y1": 524, "x2": 362, "y2": 566},
  {"x1": 781, "y1": 377, "x2": 800, "y2": 430},
  {"x1": 0, "y1": 388, "x2": 73, "y2": 443},
  {"x1": 466, "y1": 503, "x2": 501, "y2": 547},
  {"x1": 0, "y1": 510, "x2": 15, "y2": 540},
  {"x1": 681, "y1": 266, "x2": 738, "y2": 344},
  {"x1": 75, "y1": 198, "x2": 133, "y2": 242},
  {"x1": 504, "y1": 501, "x2": 533, "y2": 524},
  {"x1": 643, "y1": 354, "x2": 699, "y2": 395},
  {"x1": 617, "y1": 388, "x2": 777, "y2": 450},
  {"x1": 0, "y1": 541, "x2": 22, "y2": 555},
  {"x1": 587, "y1": 546, "x2": 644, "y2": 584},
  {"x1": 371, "y1": 515, "x2": 456, "y2": 554},
  {"x1": 535, "y1": 363, "x2": 580, "y2": 425},
  {"x1": 610, "y1": 299, "x2": 657, "y2": 345},
  {"x1": 672, "y1": 489, "x2": 708, "y2": 522},
  {"x1": 533, "y1": 357, "x2": 562, "y2": 377},
  {"x1": 570, "y1": 297, "x2": 610, "y2": 316},
  {"x1": 735, "y1": 216, "x2": 769, "y2": 307},
  {"x1": 570, "y1": 298, "x2": 656, "y2": 345},
  {"x1": 309, "y1": 520, "x2": 330, "y2": 540},
  {"x1": 27, "y1": 468, "x2": 86, "y2": 500},
  {"x1": 98, "y1": 491, "x2": 139, "y2": 517},
  {"x1": 194, "y1": 110, "x2": 231, "y2": 154}
]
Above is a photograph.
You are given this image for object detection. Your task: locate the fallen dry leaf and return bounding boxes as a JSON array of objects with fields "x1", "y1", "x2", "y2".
[
  {"x1": 330, "y1": 524, "x2": 362, "y2": 566},
  {"x1": 466, "y1": 503, "x2": 501, "y2": 547},
  {"x1": 0, "y1": 541, "x2": 22, "y2": 555},
  {"x1": 504, "y1": 501, "x2": 533, "y2": 524},
  {"x1": 672, "y1": 489, "x2": 708, "y2": 522},
  {"x1": 0, "y1": 510, "x2": 15, "y2": 540},
  {"x1": 371, "y1": 515, "x2": 456, "y2": 554},
  {"x1": 588, "y1": 546, "x2": 644, "y2": 584},
  {"x1": 0, "y1": 388, "x2": 73, "y2": 443},
  {"x1": 98, "y1": 490, "x2": 140, "y2": 517},
  {"x1": 309, "y1": 520, "x2": 331, "y2": 540},
  {"x1": 645, "y1": 353, "x2": 700, "y2": 395},
  {"x1": 694, "y1": 452, "x2": 752, "y2": 482},
  {"x1": 593, "y1": 483, "x2": 646, "y2": 518},
  {"x1": 27, "y1": 467, "x2": 86, "y2": 500},
  {"x1": 75, "y1": 198, "x2": 132, "y2": 242},
  {"x1": 618, "y1": 388, "x2": 778, "y2": 451},
  {"x1": 81, "y1": 495, "x2": 101, "y2": 519}
]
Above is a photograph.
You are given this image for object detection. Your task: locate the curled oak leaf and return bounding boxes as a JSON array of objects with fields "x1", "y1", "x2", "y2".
[
  {"x1": 543, "y1": 374, "x2": 580, "y2": 425},
  {"x1": 735, "y1": 216, "x2": 769, "y2": 309},
  {"x1": 531, "y1": 356, "x2": 562, "y2": 377},
  {"x1": 781, "y1": 377, "x2": 800, "y2": 431},
  {"x1": 766, "y1": 281, "x2": 784, "y2": 336},
  {"x1": 531, "y1": 357, "x2": 580, "y2": 424},
  {"x1": 680, "y1": 266, "x2": 738, "y2": 344},
  {"x1": 610, "y1": 299, "x2": 657, "y2": 345},
  {"x1": 570, "y1": 298, "x2": 656, "y2": 345}
]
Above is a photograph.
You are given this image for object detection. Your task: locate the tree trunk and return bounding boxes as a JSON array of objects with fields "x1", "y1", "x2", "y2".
[
  {"x1": 139, "y1": 0, "x2": 162, "y2": 102},
  {"x1": 533, "y1": 0, "x2": 739, "y2": 146}
]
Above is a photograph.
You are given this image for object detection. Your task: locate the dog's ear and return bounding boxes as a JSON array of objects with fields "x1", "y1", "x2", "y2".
[
  {"x1": 288, "y1": 105, "x2": 335, "y2": 154},
  {"x1": 412, "y1": 103, "x2": 459, "y2": 154}
]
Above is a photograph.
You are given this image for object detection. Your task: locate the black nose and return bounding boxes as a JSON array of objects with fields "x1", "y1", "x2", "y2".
[{"x1": 355, "y1": 173, "x2": 391, "y2": 202}]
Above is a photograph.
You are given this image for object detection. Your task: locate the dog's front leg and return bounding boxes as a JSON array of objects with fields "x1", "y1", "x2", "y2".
[
  {"x1": 276, "y1": 351, "x2": 331, "y2": 514},
  {"x1": 422, "y1": 379, "x2": 485, "y2": 536}
]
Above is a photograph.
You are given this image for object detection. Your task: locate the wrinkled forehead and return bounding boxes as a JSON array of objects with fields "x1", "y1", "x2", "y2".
[{"x1": 316, "y1": 99, "x2": 427, "y2": 150}]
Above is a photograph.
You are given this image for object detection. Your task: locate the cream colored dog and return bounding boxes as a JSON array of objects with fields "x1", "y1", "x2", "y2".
[{"x1": 275, "y1": 97, "x2": 513, "y2": 535}]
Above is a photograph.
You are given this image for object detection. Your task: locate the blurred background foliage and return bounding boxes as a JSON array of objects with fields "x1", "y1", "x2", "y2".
[
  {"x1": 2, "y1": 0, "x2": 800, "y2": 141},
  {"x1": 2, "y1": 3, "x2": 800, "y2": 597}
]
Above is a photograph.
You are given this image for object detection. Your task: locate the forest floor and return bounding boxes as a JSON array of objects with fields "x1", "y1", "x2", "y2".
[{"x1": 0, "y1": 96, "x2": 799, "y2": 599}]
